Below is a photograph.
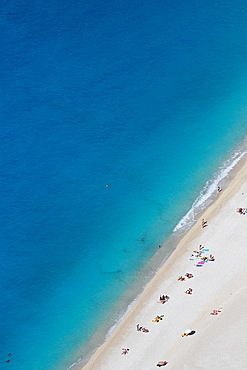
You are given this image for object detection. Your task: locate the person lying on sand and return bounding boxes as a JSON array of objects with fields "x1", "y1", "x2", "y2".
[
  {"x1": 193, "y1": 251, "x2": 202, "y2": 257},
  {"x1": 121, "y1": 348, "x2": 129, "y2": 355},
  {"x1": 185, "y1": 273, "x2": 194, "y2": 278},
  {"x1": 152, "y1": 316, "x2": 162, "y2": 322},
  {"x1": 185, "y1": 288, "x2": 193, "y2": 295},
  {"x1": 141, "y1": 327, "x2": 149, "y2": 332},
  {"x1": 181, "y1": 333, "x2": 189, "y2": 337},
  {"x1": 182, "y1": 329, "x2": 196, "y2": 336},
  {"x1": 210, "y1": 308, "x2": 222, "y2": 315},
  {"x1": 178, "y1": 276, "x2": 185, "y2": 281},
  {"x1": 201, "y1": 219, "x2": 207, "y2": 228},
  {"x1": 152, "y1": 315, "x2": 164, "y2": 322},
  {"x1": 156, "y1": 361, "x2": 168, "y2": 367}
]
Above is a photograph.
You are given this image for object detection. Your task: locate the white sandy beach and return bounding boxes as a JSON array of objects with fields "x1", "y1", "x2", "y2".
[{"x1": 82, "y1": 156, "x2": 247, "y2": 370}]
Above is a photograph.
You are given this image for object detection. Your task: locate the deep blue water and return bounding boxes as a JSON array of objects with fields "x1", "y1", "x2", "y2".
[{"x1": 2, "y1": 1, "x2": 247, "y2": 369}]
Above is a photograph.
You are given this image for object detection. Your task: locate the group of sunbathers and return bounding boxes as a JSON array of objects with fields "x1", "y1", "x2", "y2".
[
  {"x1": 236, "y1": 207, "x2": 247, "y2": 215},
  {"x1": 136, "y1": 324, "x2": 149, "y2": 332},
  {"x1": 191, "y1": 244, "x2": 204, "y2": 257},
  {"x1": 159, "y1": 295, "x2": 170, "y2": 304},
  {"x1": 178, "y1": 272, "x2": 194, "y2": 281},
  {"x1": 191, "y1": 244, "x2": 215, "y2": 263},
  {"x1": 121, "y1": 235, "x2": 220, "y2": 365},
  {"x1": 152, "y1": 315, "x2": 164, "y2": 323}
]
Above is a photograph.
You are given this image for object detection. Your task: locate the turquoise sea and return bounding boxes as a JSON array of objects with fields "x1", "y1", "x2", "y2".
[{"x1": 2, "y1": 1, "x2": 247, "y2": 369}]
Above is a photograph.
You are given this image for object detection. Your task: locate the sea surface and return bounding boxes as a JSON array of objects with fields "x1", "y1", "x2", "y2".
[{"x1": 2, "y1": 1, "x2": 247, "y2": 369}]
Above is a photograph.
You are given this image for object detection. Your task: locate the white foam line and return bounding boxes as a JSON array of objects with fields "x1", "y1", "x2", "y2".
[
  {"x1": 67, "y1": 144, "x2": 247, "y2": 370},
  {"x1": 67, "y1": 359, "x2": 82, "y2": 370},
  {"x1": 173, "y1": 149, "x2": 246, "y2": 235}
]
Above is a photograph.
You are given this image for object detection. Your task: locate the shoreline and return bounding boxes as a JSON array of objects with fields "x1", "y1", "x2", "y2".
[{"x1": 81, "y1": 153, "x2": 247, "y2": 369}]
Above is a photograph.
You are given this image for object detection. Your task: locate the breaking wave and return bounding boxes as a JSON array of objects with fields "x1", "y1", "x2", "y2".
[{"x1": 173, "y1": 143, "x2": 247, "y2": 235}]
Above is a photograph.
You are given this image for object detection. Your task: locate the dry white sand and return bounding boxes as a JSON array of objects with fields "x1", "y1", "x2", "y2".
[{"x1": 82, "y1": 156, "x2": 247, "y2": 370}]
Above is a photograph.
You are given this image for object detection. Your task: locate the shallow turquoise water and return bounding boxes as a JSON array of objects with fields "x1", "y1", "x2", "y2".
[{"x1": 1, "y1": 1, "x2": 247, "y2": 369}]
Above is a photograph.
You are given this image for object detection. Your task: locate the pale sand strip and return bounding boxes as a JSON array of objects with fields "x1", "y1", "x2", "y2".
[{"x1": 82, "y1": 156, "x2": 247, "y2": 370}]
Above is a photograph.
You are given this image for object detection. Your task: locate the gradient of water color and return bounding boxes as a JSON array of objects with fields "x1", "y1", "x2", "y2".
[{"x1": 1, "y1": 1, "x2": 247, "y2": 369}]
